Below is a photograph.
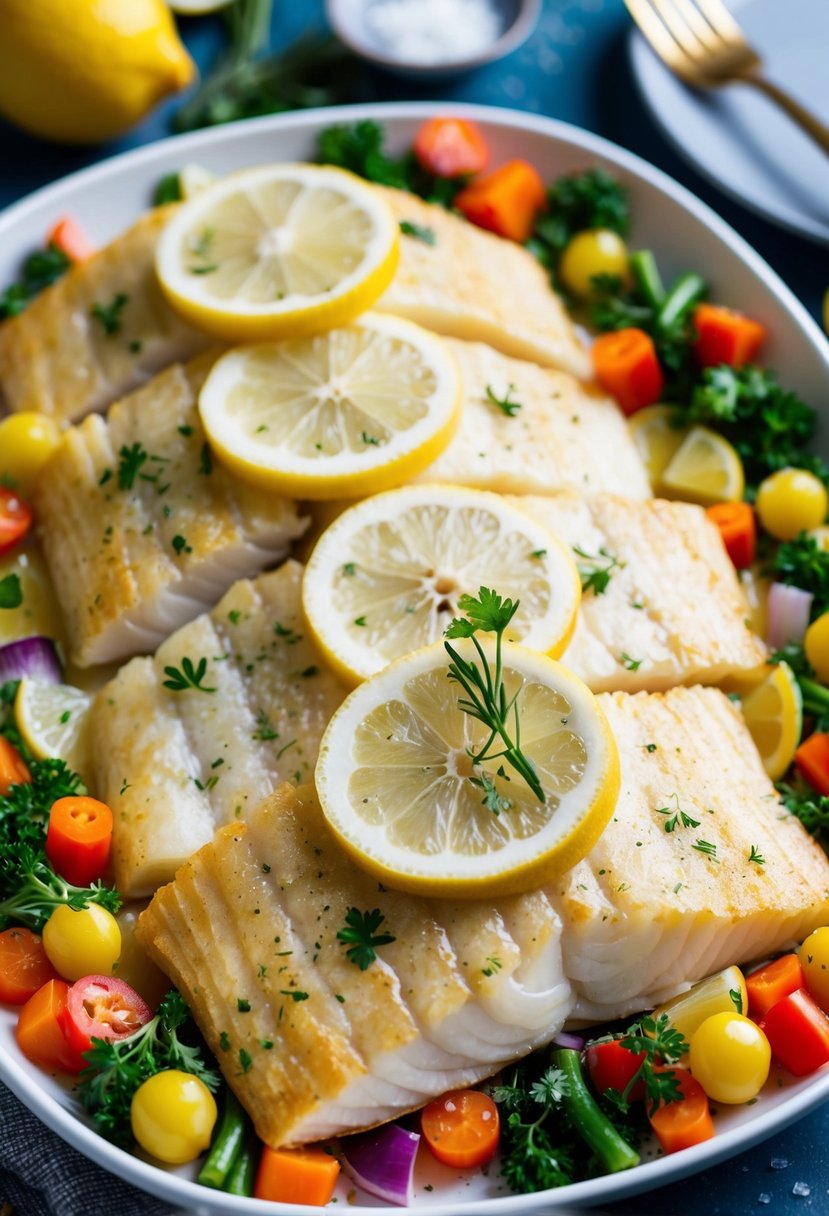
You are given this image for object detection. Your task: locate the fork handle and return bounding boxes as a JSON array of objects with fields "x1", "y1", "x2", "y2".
[{"x1": 738, "y1": 69, "x2": 829, "y2": 157}]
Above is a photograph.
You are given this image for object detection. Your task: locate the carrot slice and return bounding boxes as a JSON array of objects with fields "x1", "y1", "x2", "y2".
[
  {"x1": 421, "y1": 1089, "x2": 500, "y2": 1168},
  {"x1": 746, "y1": 954, "x2": 804, "y2": 1020},
  {"x1": 795, "y1": 732, "x2": 829, "y2": 797},
  {"x1": 0, "y1": 928, "x2": 58, "y2": 1005},
  {"x1": 254, "y1": 1147, "x2": 340, "y2": 1206},
  {"x1": 705, "y1": 501, "x2": 756, "y2": 569},
  {"x1": 0, "y1": 737, "x2": 30, "y2": 797},
  {"x1": 693, "y1": 303, "x2": 766, "y2": 368},
  {"x1": 16, "y1": 978, "x2": 82, "y2": 1073},
  {"x1": 46, "y1": 217, "x2": 95, "y2": 263},
  {"x1": 45, "y1": 795, "x2": 113, "y2": 888},
  {"x1": 454, "y1": 159, "x2": 547, "y2": 243},
  {"x1": 592, "y1": 327, "x2": 664, "y2": 416},
  {"x1": 648, "y1": 1069, "x2": 714, "y2": 1154},
  {"x1": 413, "y1": 117, "x2": 490, "y2": 179}
]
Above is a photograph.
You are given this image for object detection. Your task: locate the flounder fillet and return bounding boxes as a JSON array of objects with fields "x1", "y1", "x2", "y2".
[
  {"x1": 34, "y1": 356, "x2": 305, "y2": 667},
  {"x1": 510, "y1": 492, "x2": 766, "y2": 689},
  {"x1": 418, "y1": 340, "x2": 651, "y2": 499},
  {"x1": 91, "y1": 563, "x2": 347, "y2": 897},
  {"x1": 136, "y1": 783, "x2": 573, "y2": 1147},
  {"x1": 0, "y1": 207, "x2": 210, "y2": 423},
  {"x1": 376, "y1": 188, "x2": 592, "y2": 380}
]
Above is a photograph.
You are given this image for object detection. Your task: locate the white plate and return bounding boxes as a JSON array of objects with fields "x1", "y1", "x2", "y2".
[
  {"x1": 1, "y1": 101, "x2": 829, "y2": 1214},
  {"x1": 629, "y1": 0, "x2": 829, "y2": 245}
]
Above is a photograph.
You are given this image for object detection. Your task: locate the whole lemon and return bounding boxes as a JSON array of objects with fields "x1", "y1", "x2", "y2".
[{"x1": 0, "y1": 0, "x2": 196, "y2": 145}]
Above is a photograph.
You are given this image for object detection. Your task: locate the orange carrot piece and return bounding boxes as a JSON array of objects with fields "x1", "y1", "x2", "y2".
[
  {"x1": 454, "y1": 159, "x2": 547, "y2": 243},
  {"x1": 45, "y1": 795, "x2": 113, "y2": 889},
  {"x1": 46, "y1": 217, "x2": 95, "y2": 263},
  {"x1": 254, "y1": 1147, "x2": 340, "y2": 1206},
  {"x1": 0, "y1": 928, "x2": 58, "y2": 1006},
  {"x1": 414, "y1": 117, "x2": 490, "y2": 179},
  {"x1": 693, "y1": 303, "x2": 766, "y2": 368},
  {"x1": 0, "y1": 738, "x2": 30, "y2": 797},
  {"x1": 16, "y1": 979, "x2": 82, "y2": 1073},
  {"x1": 746, "y1": 954, "x2": 805, "y2": 1021},
  {"x1": 705, "y1": 501, "x2": 756, "y2": 569},
  {"x1": 795, "y1": 732, "x2": 829, "y2": 797},
  {"x1": 421, "y1": 1089, "x2": 500, "y2": 1169},
  {"x1": 592, "y1": 327, "x2": 664, "y2": 416},
  {"x1": 648, "y1": 1069, "x2": 714, "y2": 1154}
]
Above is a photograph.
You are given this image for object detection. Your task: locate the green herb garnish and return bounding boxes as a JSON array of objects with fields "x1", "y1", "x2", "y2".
[
  {"x1": 162, "y1": 657, "x2": 216, "y2": 694},
  {"x1": 337, "y1": 907, "x2": 395, "y2": 971}
]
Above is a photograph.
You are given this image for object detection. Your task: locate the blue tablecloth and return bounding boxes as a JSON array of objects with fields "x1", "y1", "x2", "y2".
[{"x1": 1, "y1": 2, "x2": 828, "y2": 1213}]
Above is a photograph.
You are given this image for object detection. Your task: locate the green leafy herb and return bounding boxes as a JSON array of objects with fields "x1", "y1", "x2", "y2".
[
  {"x1": 573, "y1": 546, "x2": 623, "y2": 596},
  {"x1": 0, "y1": 844, "x2": 120, "y2": 932},
  {"x1": 117, "y1": 442, "x2": 149, "y2": 491},
  {"x1": 729, "y1": 987, "x2": 744, "y2": 1014},
  {"x1": 0, "y1": 244, "x2": 71, "y2": 319},
  {"x1": 361, "y1": 431, "x2": 380, "y2": 446},
  {"x1": 617, "y1": 1013, "x2": 689, "y2": 1114},
  {"x1": 171, "y1": 534, "x2": 192, "y2": 556},
  {"x1": 0, "y1": 758, "x2": 87, "y2": 910},
  {"x1": 337, "y1": 907, "x2": 395, "y2": 970},
  {"x1": 279, "y1": 989, "x2": 309, "y2": 1002},
  {"x1": 620, "y1": 653, "x2": 642, "y2": 672},
  {"x1": 199, "y1": 443, "x2": 213, "y2": 476},
  {"x1": 777, "y1": 781, "x2": 829, "y2": 848},
  {"x1": 91, "y1": 292, "x2": 129, "y2": 336},
  {"x1": 317, "y1": 119, "x2": 464, "y2": 208},
  {"x1": 252, "y1": 709, "x2": 278, "y2": 741},
  {"x1": 237, "y1": 998, "x2": 251, "y2": 1012},
  {"x1": 469, "y1": 770, "x2": 512, "y2": 815},
  {"x1": 529, "y1": 169, "x2": 629, "y2": 266},
  {"x1": 692, "y1": 839, "x2": 718, "y2": 860},
  {"x1": 485, "y1": 382, "x2": 522, "y2": 417},
  {"x1": 0, "y1": 574, "x2": 22, "y2": 610},
  {"x1": 748, "y1": 844, "x2": 765, "y2": 866},
  {"x1": 153, "y1": 172, "x2": 183, "y2": 206},
  {"x1": 162, "y1": 656, "x2": 216, "y2": 694},
  {"x1": 770, "y1": 534, "x2": 829, "y2": 617},
  {"x1": 655, "y1": 795, "x2": 700, "y2": 833},
  {"x1": 399, "y1": 220, "x2": 436, "y2": 245}
]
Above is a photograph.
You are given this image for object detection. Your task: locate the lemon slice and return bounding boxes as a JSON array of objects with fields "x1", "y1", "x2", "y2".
[
  {"x1": 302, "y1": 485, "x2": 581, "y2": 684},
  {"x1": 155, "y1": 163, "x2": 400, "y2": 341},
  {"x1": 660, "y1": 425, "x2": 744, "y2": 507},
  {"x1": 740, "y1": 661, "x2": 802, "y2": 782},
  {"x1": 198, "y1": 313, "x2": 462, "y2": 499},
  {"x1": 627, "y1": 404, "x2": 687, "y2": 491},
  {"x1": 15, "y1": 678, "x2": 93, "y2": 776},
  {"x1": 315, "y1": 641, "x2": 620, "y2": 897}
]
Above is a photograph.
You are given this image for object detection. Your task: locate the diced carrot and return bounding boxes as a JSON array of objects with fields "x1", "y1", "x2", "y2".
[
  {"x1": 454, "y1": 160, "x2": 547, "y2": 243},
  {"x1": 746, "y1": 954, "x2": 804, "y2": 1020},
  {"x1": 46, "y1": 217, "x2": 95, "y2": 263},
  {"x1": 648, "y1": 1069, "x2": 714, "y2": 1154},
  {"x1": 16, "y1": 979, "x2": 82, "y2": 1073},
  {"x1": 0, "y1": 737, "x2": 30, "y2": 797},
  {"x1": 0, "y1": 928, "x2": 58, "y2": 1005},
  {"x1": 795, "y1": 732, "x2": 829, "y2": 797},
  {"x1": 254, "y1": 1146, "x2": 340, "y2": 1206},
  {"x1": 693, "y1": 303, "x2": 766, "y2": 368},
  {"x1": 592, "y1": 327, "x2": 664, "y2": 416},
  {"x1": 413, "y1": 117, "x2": 489, "y2": 179},
  {"x1": 705, "y1": 501, "x2": 756, "y2": 569},
  {"x1": 46, "y1": 795, "x2": 113, "y2": 889}
]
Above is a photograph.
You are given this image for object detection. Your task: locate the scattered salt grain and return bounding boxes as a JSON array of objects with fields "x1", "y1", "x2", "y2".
[
  {"x1": 364, "y1": 0, "x2": 505, "y2": 64},
  {"x1": 793, "y1": 1181, "x2": 811, "y2": 1197},
  {"x1": 758, "y1": 1196, "x2": 771, "y2": 1205},
  {"x1": 771, "y1": 1157, "x2": 790, "y2": 1170}
]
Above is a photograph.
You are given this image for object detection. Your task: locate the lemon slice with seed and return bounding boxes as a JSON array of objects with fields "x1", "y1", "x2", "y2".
[
  {"x1": 740, "y1": 661, "x2": 802, "y2": 781},
  {"x1": 198, "y1": 313, "x2": 462, "y2": 499},
  {"x1": 155, "y1": 163, "x2": 400, "y2": 341},
  {"x1": 627, "y1": 404, "x2": 687, "y2": 491},
  {"x1": 15, "y1": 678, "x2": 93, "y2": 776},
  {"x1": 315, "y1": 641, "x2": 620, "y2": 898},
  {"x1": 660, "y1": 425, "x2": 744, "y2": 506},
  {"x1": 302, "y1": 485, "x2": 581, "y2": 684}
]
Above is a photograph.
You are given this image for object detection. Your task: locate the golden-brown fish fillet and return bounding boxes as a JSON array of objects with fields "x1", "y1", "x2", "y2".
[
  {"x1": 375, "y1": 188, "x2": 592, "y2": 379},
  {"x1": 0, "y1": 207, "x2": 209, "y2": 423},
  {"x1": 509, "y1": 493, "x2": 767, "y2": 689},
  {"x1": 34, "y1": 355, "x2": 305, "y2": 667},
  {"x1": 91, "y1": 563, "x2": 348, "y2": 898}
]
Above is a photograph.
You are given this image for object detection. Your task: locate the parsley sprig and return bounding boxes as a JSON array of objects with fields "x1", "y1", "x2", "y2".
[
  {"x1": 609, "y1": 1013, "x2": 689, "y2": 1115},
  {"x1": 117, "y1": 442, "x2": 149, "y2": 491},
  {"x1": 572, "y1": 546, "x2": 624, "y2": 596},
  {"x1": 485, "y1": 383, "x2": 522, "y2": 417},
  {"x1": 337, "y1": 907, "x2": 395, "y2": 970},
  {"x1": 162, "y1": 656, "x2": 217, "y2": 694},
  {"x1": 0, "y1": 845, "x2": 120, "y2": 932}
]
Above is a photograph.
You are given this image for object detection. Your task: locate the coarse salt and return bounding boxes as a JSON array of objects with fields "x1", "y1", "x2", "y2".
[{"x1": 364, "y1": 0, "x2": 505, "y2": 64}]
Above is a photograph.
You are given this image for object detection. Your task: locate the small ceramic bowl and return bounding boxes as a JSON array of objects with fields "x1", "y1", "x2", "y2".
[{"x1": 325, "y1": 0, "x2": 541, "y2": 79}]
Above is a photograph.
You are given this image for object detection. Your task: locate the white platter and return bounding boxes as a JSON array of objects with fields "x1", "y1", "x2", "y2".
[{"x1": 1, "y1": 101, "x2": 829, "y2": 1214}]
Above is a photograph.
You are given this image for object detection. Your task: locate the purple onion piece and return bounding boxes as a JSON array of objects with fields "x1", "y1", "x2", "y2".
[
  {"x1": 766, "y1": 582, "x2": 814, "y2": 651},
  {"x1": 341, "y1": 1123, "x2": 420, "y2": 1206},
  {"x1": 0, "y1": 636, "x2": 62, "y2": 686},
  {"x1": 553, "y1": 1031, "x2": 586, "y2": 1051}
]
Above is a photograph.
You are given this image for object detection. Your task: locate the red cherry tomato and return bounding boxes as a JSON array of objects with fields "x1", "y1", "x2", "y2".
[
  {"x1": 586, "y1": 1039, "x2": 647, "y2": 1102},
  {"x1": 421, "y1": 1089, "x2": 500, "y2": 1168},
  {"x1": 59, "y1": 974, "x2": 153, "y2": 1058},
  {"x1": 0, "y1": 486, "x2": 33, "y2": 554}
]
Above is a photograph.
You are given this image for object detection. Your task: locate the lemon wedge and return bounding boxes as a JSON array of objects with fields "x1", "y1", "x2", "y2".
[
  {"x1": 302, "y1": 485, "x2": 581, "y2": 684},
  {"x1": 15, "y1": 678, "x2": 92, "y2": 776},
  {"x1": 740, "y1": 661, "x2": 802, "y2": 782},
  {"x1": 655, "y1": 965, "x2": 748, "y2": 1043},
  {"x1": 198, "y1": 313, "x2": 461, "y2": 499},
  {"x1": 660, "y1": 425, "x2": 744, "y2": 506},
  {"x1": 315, "y1": 641, "x2": 620, "y2": 898},
  {"x1": 155, "y1": 164, "x2": 400, "y2": 341},
  {"x1": 627, "y1": 404, "x2": 687, "y2": 492}
]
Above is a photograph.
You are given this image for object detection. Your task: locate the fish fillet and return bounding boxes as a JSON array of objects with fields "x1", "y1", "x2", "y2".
[
  {"x1": 376, "y1": 188, "x2": 592, "y2": 380},
  {"x1": 557, "y1": 686, "x2": 829, "y2": 1022},
  {"x1": 34, "y1": 356, "x2": 306, "y2": 667},
  {"x1": 417, "y1": 340, "x2": 651, "y2": 498},
  {"x1": 136, "y1": 783, "x2": 574, "y2": 1147},
  {"x1": 509, "y1": 493, "x2": 767, "y2": 689},
  {"x1": 91, "y1": 563, "x2": 348, "y2": 898},
  {"x1": 0, "y1": 207, "x2": 210, "y2": 423}
]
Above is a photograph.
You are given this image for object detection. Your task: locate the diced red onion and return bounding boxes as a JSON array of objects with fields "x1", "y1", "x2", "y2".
[
  {"x1": 553, "y1": 1031, "x2": 585, "y2": 1051},
  {"x1": 766, "y1": 582, "x2": 814, "y2": 651},
  {"x1": 341, "y1": 1123, "x2": 420, "y2": 1206},
  {"x1": 0, "y1": 636, "x2": 62, "y2": 685}
]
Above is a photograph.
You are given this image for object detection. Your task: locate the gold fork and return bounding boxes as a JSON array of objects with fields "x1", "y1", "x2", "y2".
[{"x1": 625, "y1": 0, "x2": 829, "y2": 156}]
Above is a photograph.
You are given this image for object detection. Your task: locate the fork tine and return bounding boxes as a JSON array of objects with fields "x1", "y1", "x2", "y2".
[
  {"x1": 651, "y1": 0, "x2": 708, "y2": 59},
  {"x1": 624, "y1": 0, "x2": 697, "y2": 75},
  {"x1": 667, "y1": 0, "x2": 725, "y2": 52},
  {"x1": 692, "y1": 0, "x2": 748, "y2": 45}
]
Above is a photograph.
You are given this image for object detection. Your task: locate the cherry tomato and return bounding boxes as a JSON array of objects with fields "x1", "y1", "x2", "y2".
[
  {"x1": 689, "y1": 1012, "x2": 771, "y2": 1104},
  {"x1": 59, "y1": 974, "x2": 152, "y2": 1058},
  {"x1": 131, "y1": 1069, "x2": 217, "y2": 1164},
  {"x1": 0, "y1": 927, "x2": 57, "y2": 1004},
  {"x1": 42, "y1": 903, "x2": 121, "y2": 982},
  {"x1": 801, "y1": 927, "x2": 829, "y2": 1012},
  {"x1": 586, "y1": 1039, "x2": 646, "y2": 1101},
  {"x1": 558, "y1": 229, "x2": 629, "y2": 299},
  {"x1": 0, "y1": 486, "x2": 33, "y2": 555},
  {"x1": 805, "y1": 614, "x2": 829, "y2": 685},
  {"x1": 760, "y1": 988, "x2": 829, "y2": 1076},
  {"x1": 755, "y1": 468, "x2": 828, "y2": 541},
  {"x1": 421, "y1": 1089, "x2": 500, "y2": 1169},
  {"x1": 0, "y1": 412, "x2": 61, "y2": 493}
]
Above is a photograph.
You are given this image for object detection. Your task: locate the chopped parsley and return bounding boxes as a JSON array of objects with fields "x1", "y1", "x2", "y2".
[
  {"x1": 171, "y1": 534, "x2": 192, "y2": 556},
  {"x1": 0, "y1": 574, "x2": 23, "y2": 610},
  {"x1": 748, "y1": 845, "x2": 766, "y2": 866},
  {"x1": 337, "y1": 907, "x2": 395, "y2": 970},
  {"x1": 485, "y1": 382, "x2": 522, "y2": 418},
  {"x1": 91, "y1": 292, "x2": 129, "y2": 336},
  {"x1": 117, "y1": 442, "x2": 149, "y2": 491},
  {"x1": 619, "y1": 653, "x2": 642, "y2": 672},
  {"x1": 162, "y1": 656, "x2": 216, "y2": 694},
  {"x1": 0, "y1": 243, "x2": 71, "y2": 319},
  {"x1": 573, "y1": 546, "x2": 623, "y2": 596},
  {"x1": 399, "y1": 219, "x2": 436, "y2": 245}
]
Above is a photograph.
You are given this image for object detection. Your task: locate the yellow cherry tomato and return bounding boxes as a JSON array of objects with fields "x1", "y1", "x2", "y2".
[
  {"x1": 801, "y1": 927, "x2": 829, "y2": 1012},
  {"x1": 131, "y1": 1069, "x2": 217, "y2": 1164},
  {"x1": 0, "y1": 412, "x2": 61, "y2": 493},
  {"x1": 42, "y1": 903, "x2": 121, "y2": 981},
  {"x1": 558, "y1": 229, "x2": 629, "y2": 299},
  {"x1": 805, "y1": 614, "x2": 829, "y2": 685},
  {"x1": 689, "y1": 1012, "x2": 771, "y2": 1104},
  {"x1": 755, "y1": 468, "x2": 828, "y2": 541}
]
